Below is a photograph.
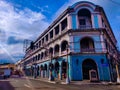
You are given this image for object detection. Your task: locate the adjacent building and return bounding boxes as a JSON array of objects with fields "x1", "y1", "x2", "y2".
[
  {"x1": 0, "y1": 63, "x2": 15, "y2": 76},
  {"x1": 19, "y1": 1, "x2": 120, "y2": 82}
]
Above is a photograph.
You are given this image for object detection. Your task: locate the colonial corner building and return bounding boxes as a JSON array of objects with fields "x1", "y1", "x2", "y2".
[{"x1": 18, "y1": 1, "x2": 120, "y2": 82}]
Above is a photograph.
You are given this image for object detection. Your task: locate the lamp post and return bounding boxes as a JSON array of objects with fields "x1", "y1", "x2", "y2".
[{"x1": 66, "y1": 44, "x2": 70, "y2": 84}]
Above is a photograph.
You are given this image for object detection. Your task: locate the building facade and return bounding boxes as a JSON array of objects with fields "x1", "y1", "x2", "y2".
[
  {"x1": 20, "y1": 1, "x2": 119, "y2": 82},
  {"x1": 0, "y1": 63, "x2": 15, "y2": 76}
]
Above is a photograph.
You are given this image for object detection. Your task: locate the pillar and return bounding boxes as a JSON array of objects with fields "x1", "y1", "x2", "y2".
[
  {"x1": 59, "y1": 23, "x2": 62, "y2": 34},
  {"x1": 58, "y1": 62, "x2": 62, "y2": 80},
  {"x1": 67, "y1": 14, "x2": 72, "y2": 29},
  {"x1": 71, "y1": 14, "x2": 77, "y2": 29}
]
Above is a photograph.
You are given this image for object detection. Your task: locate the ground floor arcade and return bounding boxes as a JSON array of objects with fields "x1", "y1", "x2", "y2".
[{"x1": 24, "y1": 54, "x2": 117, "y2": 82}]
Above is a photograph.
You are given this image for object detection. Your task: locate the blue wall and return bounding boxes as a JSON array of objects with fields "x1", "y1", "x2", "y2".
[
  {"x1": 26, "y1": 54, "x2": 111, "y2": 81},
  {"x1": 72, "y1": 14, "x2": 77, "y2": 29},
  {"x1": 94, "y1": 15, "x2": 99, "y2": 28},
  {"x1": 73, "y1": 35, "x2": 103, "y2": 52},
  {"x1": 70, "y1": 54, "x2": 111, "y2": 81}
]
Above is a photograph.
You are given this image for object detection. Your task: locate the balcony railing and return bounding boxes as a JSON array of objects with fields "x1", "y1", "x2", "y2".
[
  {"x1": 25, "y1": 48, "x2": 108, "y2": 65},
  {"x1": 79, "y1": 25, "x2": 92, "y2": 29}
]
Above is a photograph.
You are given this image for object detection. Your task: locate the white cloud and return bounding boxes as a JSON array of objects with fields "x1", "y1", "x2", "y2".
[{"x1": 0, "y1": 1, "x2": 49, "y2": 63}]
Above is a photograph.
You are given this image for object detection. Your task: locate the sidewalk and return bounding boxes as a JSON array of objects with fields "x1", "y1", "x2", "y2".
[
  {"x1": 23, "y1": 76, "x2": 120, "y2": 85},
  {"x1": 24, "y1": 76, "x2": 56, "y2": 84}
]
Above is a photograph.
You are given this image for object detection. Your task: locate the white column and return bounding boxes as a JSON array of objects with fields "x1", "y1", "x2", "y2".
[
  {"x1": 59, "y1": 23, "x2": 62, "y2": 34},
  {"x1": 53, "y1": 46, "x2": 55, "y2": 57},
  {"x1": 69, "y1": 36, "x2": 74, "y2": 52},
  {"x1": 67, "y1": 14, "x2": 72, "y2": 29},
  {"x1": 49, "y1": 31, "x2": 51, "y2": 42},
  {"x1": 53, "y1": 29, "x2": 55, "y2": 39},
  {"x1": 76, "y1": 14, "x2": 79, "y2": 29},
  {"x1": 100, "y1": 32, "x2": 106, "y2": 52},
  {"x1": 59, "y1": 44, "x2": 61, "y2": 55},
  {"x1": 91, "y1": 13, "x2": 95, "y2": 28},
  {"x1": 59, "y1": 63, "x2": 62, "y2": 80}
]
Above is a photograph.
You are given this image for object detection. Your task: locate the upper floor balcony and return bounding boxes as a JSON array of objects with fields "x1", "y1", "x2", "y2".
[{"x1": 77, "y1": 9, "x2": 92, "y2": 30}]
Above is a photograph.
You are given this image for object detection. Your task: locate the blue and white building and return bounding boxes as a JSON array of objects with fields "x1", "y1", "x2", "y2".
[{"x1": 20, "y1": 1, "x2": 119, "y2": 82}]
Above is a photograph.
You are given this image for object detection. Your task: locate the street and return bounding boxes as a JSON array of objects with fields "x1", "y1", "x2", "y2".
[{"x1": 0, "y1": 77, "x2": 120, "y2": 90}]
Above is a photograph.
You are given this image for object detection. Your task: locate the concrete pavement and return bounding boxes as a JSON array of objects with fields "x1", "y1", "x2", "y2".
[
  {"x1": 24, "y1": 76, "x2": 120, "y2": 85},
  {"x1": 0, "y1": 77, "x2": 120, "y2": 90}
]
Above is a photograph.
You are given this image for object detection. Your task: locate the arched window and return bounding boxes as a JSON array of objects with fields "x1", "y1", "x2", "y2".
[
  {"x1": 44, "y1": 50, "x2": 48, "y2": 58},
  {"x1": 61, "y1": 41, "x2": 68, "y2": 52},
  {"x1": 49, "y1": 47, "x2": 53, "y2": 55},
  {"x1": 80, "y1": 37, "x2": 95, "y2": 52},
  {"x1": 54, "y1": 44, "x2": 59, "y2": 56},
  {"x1": 38, "y1": 54, "x2": 41, "y2": 60},
  {"x1": 41, "y1": 52, "x2": 44, "y2": 59},
  {"x1": 78, "y1": 9, "x2": 92, "y2": 29},
  {"x1": 35, "y1": 55, "x2": 38, "y2": 61}
]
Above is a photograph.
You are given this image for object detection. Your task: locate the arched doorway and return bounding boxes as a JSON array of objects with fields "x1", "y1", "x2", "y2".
[
  {"x1": 61, "y1": 61, "x2": 67, "y2": 79},
  {"x1": 80, "y1": 37, "x2": 95, "y2": 52},
  {"x1": 49, "y1": 63, "x2": 54, "y2": 80},
  {"x1": 40, "y1": 65, "x2": 44, "y2": 77},
  {"x1": 54, "y1": 61, "x2": 60, "y2": 78},
  {"x1": 44, "y1": 64, "x2": 47, "y2": 78},
  {"x1": 82, "y1": 59, "x2": 98, "y2": 80},
  {"x1": 49, "y1": 47, "x2": 53, "y2": 55},
  {"x1": 37, "y1": 66, "x2": 39, "y2": 76}
]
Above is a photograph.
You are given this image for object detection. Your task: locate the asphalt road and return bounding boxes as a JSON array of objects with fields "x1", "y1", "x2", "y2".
[{"x1": 0, "y1": 78, "x2": 120, "y2": 90}]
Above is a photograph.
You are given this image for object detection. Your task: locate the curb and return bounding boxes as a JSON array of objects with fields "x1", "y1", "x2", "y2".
[
  {"x1": 23, "y1": 77, "x2": 120, "y2": 85},
  {"x1": 26, "y1": 77, "x2": 56, "y2": 84}
]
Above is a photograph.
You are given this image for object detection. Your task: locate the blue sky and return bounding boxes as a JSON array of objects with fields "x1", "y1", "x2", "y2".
[{"x1": 0, "y1": 0, "x2": 120, "y2": 63}]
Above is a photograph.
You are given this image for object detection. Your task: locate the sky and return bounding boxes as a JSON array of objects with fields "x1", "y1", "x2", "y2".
[{"x1": 0, "y1": 0, "x2": 120, "y2": 64}]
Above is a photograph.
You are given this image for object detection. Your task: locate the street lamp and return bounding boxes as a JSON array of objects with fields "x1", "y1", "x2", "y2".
[{"x1": 66, "y1": 44, "x2": 70, "y2": 84}]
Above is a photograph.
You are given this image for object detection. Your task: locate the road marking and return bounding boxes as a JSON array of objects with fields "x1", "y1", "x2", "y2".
[{"x1": 24, "y1": 84, "x2": 31, "y2": 88}]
